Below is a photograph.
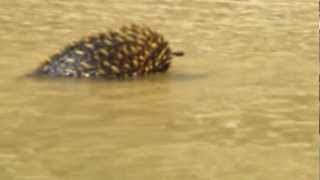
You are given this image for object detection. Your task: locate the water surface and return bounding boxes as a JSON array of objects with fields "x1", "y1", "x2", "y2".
[{"x1": 0, "y1": 0, "x2": 317, "y2": 179}]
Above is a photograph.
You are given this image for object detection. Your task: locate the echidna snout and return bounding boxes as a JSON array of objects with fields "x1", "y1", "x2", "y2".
[{"x1": 172, "y1": 51, "x2": 185, "y2": 57}]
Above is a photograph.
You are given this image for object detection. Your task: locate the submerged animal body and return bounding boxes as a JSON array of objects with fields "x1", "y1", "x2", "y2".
[{"x1": 31, "y1": 24, "x2": 184, "y2": 79}]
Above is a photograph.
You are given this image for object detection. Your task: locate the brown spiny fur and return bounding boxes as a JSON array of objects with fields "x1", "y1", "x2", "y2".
[{"x1": 31, "y1": 24, "x2": 184, "y2": 79}]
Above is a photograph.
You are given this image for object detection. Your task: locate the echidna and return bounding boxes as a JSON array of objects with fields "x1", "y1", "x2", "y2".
[{"x1": 31, "y1": 24, "x2": 184, "y2": 79}]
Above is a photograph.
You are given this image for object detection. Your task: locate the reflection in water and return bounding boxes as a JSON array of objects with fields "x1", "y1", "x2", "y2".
[{"x1": 0, "y1": 0, "x2": 316, "y2": 179}]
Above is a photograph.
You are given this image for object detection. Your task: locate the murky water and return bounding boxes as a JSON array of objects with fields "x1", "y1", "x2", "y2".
[{"x1": 0, "y1": 0, "x2": 317, "y2": 179}]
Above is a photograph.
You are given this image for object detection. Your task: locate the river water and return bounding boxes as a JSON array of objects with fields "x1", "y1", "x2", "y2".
[{"x1": 0, "y1": 0, "x2": 317, "y2": 179}]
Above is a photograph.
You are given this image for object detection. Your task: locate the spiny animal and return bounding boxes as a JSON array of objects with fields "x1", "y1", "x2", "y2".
[{"x1": 31, "y1": 24, "x2": 184, "y2": 79}]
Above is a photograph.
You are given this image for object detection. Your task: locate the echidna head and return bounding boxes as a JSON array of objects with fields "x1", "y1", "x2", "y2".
[{"x1": 154, "y1": 50, "x2": 184, "y2": 73}]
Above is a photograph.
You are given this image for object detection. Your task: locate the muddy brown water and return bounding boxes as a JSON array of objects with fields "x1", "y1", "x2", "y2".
[{"x1": 0, "y1": 0, "x2": 317, "y2": 179}]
